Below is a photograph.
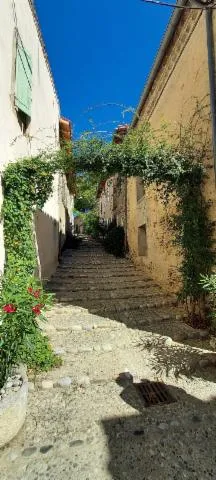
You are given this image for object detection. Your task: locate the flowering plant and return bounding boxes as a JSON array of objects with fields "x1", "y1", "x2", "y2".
[
  {"x1": 0, "y1": 269, "x2": 54, "y2": 388},
  {"x1": 2, "y1": 304, "x2": 17, "y2": 313}
]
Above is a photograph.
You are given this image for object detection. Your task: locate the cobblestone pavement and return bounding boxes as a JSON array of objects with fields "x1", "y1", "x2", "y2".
[{"x1": 1, "y1": 238, "x2": 216, "y2": 480}]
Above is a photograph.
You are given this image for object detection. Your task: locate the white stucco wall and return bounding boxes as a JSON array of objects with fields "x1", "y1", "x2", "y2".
[{"x1": 0, "y1": 0, "x2": 72, "y2": 278}]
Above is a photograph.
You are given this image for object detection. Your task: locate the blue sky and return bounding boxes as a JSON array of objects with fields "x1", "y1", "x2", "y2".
[{"x1": 35, "y1": 0, "x2": 171, "y2": 139}]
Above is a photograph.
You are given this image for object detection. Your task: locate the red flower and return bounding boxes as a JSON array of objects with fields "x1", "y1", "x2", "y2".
[
  {"x1": 28, "y1": 287, "x2": 41, "y2": 298},
  {"x1": 32, "y1": 305, "x2": 41, "y2": 315},
  {"x1": 3, "y1": 304, "x2": 17, "y2": 313},
  {"x1": 33, "y1": 290, "x2": 41, "y2": 299},
  {"x1": 32, "y1": 304, "x2": 44, "y2": 315}
]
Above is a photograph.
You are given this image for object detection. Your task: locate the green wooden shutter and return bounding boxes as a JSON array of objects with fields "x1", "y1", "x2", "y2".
[{"x1": 15, "y1": 40, "x2": 32, "y2": 117}]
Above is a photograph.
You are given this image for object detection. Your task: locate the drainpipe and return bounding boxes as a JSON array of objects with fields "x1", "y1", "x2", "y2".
[{"x1": 205, "y1": 8, "x2": 216, "y2": 183}]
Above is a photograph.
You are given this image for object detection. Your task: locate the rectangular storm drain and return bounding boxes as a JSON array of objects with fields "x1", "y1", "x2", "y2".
[{"x1": 135, "y1": 380, "x2": 176, "y2": 407}]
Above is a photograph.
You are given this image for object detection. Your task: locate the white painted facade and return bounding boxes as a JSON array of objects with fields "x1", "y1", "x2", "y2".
[{"x1": 0, "y1": 0, "x2": 73, "y2": 278}]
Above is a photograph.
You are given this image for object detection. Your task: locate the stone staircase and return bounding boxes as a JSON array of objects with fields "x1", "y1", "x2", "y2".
[
  {"x1": 45, "y1": 237, "x2": 196, "y2": 341},
  {"x1": 2, "y1": 239, "x2": 215, "y2": 480}
]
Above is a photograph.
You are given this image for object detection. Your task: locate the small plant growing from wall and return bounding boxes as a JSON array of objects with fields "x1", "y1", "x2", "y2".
[{"x1": 200, "y1": 274, "x2": 216, "y2": 332}]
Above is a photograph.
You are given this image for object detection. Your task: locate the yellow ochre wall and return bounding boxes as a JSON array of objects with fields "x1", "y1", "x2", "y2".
[{"x1": 127, "y1": 10, "x2": 216, "y2": 292}]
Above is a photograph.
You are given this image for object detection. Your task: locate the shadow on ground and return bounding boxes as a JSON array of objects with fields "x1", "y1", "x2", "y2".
[
  {"x1": 102, "y1": 382, "x2": 216, "y2": 480},
  {"x1": 134, "y1": 335, "x2": 216, "y2": 382},
  {"x1": 55, "y1": 294, "x2": 216, "y2": 383}
]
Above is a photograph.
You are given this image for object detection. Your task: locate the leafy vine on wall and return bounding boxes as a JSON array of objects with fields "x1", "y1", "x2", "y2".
[
  {"x1": 0, "y1": 153, "x2": 67, "y2": 387},
  {"x1": 0, "y1": 105, "x2": 214, "y2": 388},
  {"x1": 73, "y1": 114, "x2": 215, "y2": 325}
]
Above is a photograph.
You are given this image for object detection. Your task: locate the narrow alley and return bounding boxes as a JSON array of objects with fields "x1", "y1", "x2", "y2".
[{"x1": 1, "y1": 238, "x2": 216, "y2": 480}]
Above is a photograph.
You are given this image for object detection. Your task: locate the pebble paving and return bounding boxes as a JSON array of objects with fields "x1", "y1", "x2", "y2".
[{"x1": 1, "y1": 238, "x2": 216, "y2": 479}]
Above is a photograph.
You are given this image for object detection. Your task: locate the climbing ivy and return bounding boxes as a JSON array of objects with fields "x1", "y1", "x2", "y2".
[
  {"x1": 74, "y1": 171, "x2": 101, "y2": 211},
  {"x1": 72, "y1": 122, "x2": 214, "y2": 325},
  {"x1": 0, "y1": 152, "x2": 69, "y2": 387},
  {"x1": 0, "y1": 110, "x2": 214, "y2": 388},
  {"x1": 3, "y1": 156, "x2": 55, "y2": 274}
]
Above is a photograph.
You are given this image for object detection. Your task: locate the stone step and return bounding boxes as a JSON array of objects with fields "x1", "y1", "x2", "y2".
[
  {"x1": 60, "y1": 256, "x2": 130, "y2": 262},
  {"x1": 46, "y1": 280, "x2": 159, "y2": 291},
  {"x1": 52, "y1": 271, "x2": 148, "y2": 280},
  {"x1": 50, "y1": 272, "x2": 152, "y2": 281},
  {"x1": 57, "y1": 265, "x2": 137, "y2": 272},
  {"x1": 113, "y1": 306, "x2": 184, "y2": 321},
  {"x1": 55, "y1": 296, "x2": 177, "y2": 311},
  {"x1": 50, "y1": 288, "x2": 164, "y2": 301},
  {"x1": 60, "y1": 262, "x2": 133, "y2": 268}
]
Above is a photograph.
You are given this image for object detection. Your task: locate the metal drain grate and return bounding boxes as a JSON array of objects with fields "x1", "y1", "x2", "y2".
[{"x1": 135, "y1": 380, "x2": 176, "y2": 407}]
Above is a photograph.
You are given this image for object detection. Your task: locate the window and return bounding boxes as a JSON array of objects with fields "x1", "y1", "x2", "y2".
[
  {"x1": 138, "y1": 224, "x2": 148, "y2": 256},
  {"x1": 15, "y1": 37, "x2": 32, "y2": 132}
]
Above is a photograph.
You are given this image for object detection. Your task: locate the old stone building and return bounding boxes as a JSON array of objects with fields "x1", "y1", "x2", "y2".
[
  {"x1": 0, "y1": 0, "x2": 73, "y2": 279},
  {"x1": 98, "y1": 125, "x2": 128, "y2": 230},
  {"x1": 126, "y1": 4, "x2": 216, "y2": 292}
]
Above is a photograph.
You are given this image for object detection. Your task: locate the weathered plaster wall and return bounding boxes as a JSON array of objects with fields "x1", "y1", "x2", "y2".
[
  {"x1": 127, "y1": 11, "x2": 215, "y2": 292},
  {"x1": 113, "y1": 175, "x2": 127, "y2": 230},
  {"x1": 99, "y1": 177, "x2": 115, "y2": 225},
  {"x1": 0, "y1": 0, "x2": 71, "y2": 278}
]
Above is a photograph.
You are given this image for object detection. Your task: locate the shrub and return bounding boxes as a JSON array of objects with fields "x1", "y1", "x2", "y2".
[
  {"x1": 0, "y1": 269, "x2": 54, "y2": 388},
  {"x1": 0, "y1": 155, "x2": 61, "y2": 388},
  {"x1": 17, "y1": 329, "x2": 61, "y2": 373},
  {"x1": 200, "y1": 274, "x2": 216, "y2": 330},
  {"x1": 83, "y1": 210, "x2": 101, "y2": 238},
  {"x1": 104, "y1": 225, "x2": 125, "y2": 257},
  {"x1": 62, "y1": 232, "x2": 82, "y2": 251}
]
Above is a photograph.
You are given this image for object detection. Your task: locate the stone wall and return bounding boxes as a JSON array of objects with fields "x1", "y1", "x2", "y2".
[{"x1": 127, "y1": 11, "x2": 215, "y2": 292}]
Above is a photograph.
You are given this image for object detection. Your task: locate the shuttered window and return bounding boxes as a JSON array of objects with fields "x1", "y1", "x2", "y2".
[{"x1": 15, "y1": 40, "x2": 32, "y2": 117}]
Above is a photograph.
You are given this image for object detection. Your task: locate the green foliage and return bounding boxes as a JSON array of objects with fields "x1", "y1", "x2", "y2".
[
  {"x1": 82, "y1": 210, "x2": 101, "y2": 237},
  {"x1": 75, "y1": 172, "x2": 100, "y2": 211},
  {"x1": 0, "y1": 151, "x2": 68, "y2": 387},
  {"x1": 0, "y1": 270, "x2": 54, "y2": 387},
  {"x1": 17, "y1": 329, "x2": 61, "y2": 373},
  {"x1": 72, "y1": 119, "x2": 214, "y2": 324},
  {"x1": 2, "y1": 156, "x2": 55, "y2": 274},
  {"x1": 104, "y1": 225, "x2": 125, "y2": 257},
  {"x1": 200, "y1": 274, "x2": 216, "y2": 293},
  {"x1": 0, "y1": 108, "x2": 214, "y2": 390},
  {"x1": 200, "y1": 274, "x2": 216, "y2": 330},
  {"x1": 62, "y1": 232, "x2": 82, "y2": 250}
]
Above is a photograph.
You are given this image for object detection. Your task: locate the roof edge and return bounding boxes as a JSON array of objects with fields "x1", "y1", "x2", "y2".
[{"x1": 131, "y1": 0, "x2": 187, "y2": 127}]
